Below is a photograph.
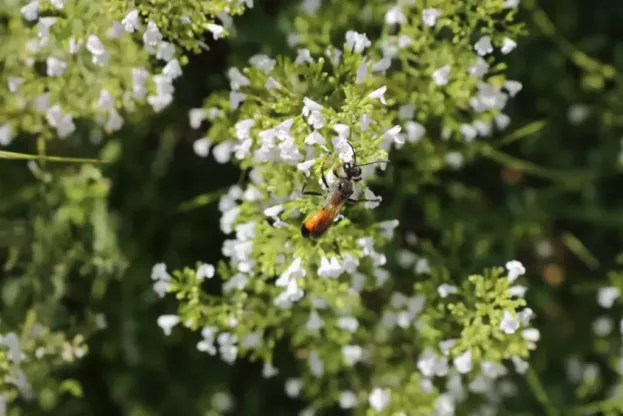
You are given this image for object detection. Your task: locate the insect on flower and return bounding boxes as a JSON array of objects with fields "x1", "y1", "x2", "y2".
[{"x1": 301, "y1": 142, "x2": 387, "y2": 239}]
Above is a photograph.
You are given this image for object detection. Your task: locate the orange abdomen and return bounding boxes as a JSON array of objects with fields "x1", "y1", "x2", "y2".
[{"x1": 301, "y1": 209, "x2": 333, "y2": 238}]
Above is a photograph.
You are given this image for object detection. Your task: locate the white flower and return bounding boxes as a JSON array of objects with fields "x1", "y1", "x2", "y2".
[
  {"x1": 306, "y1": 310, "x2": 324, "y2": 330},
  {"x1": 435, "y1": 394, "x2": 455, "y2": 416},
  {"x1": 206, "y1": 23, "x2": 225, "y2": 40},
  {"x1": 262, "y1": 362, "x2": 278, "y2": 378},
  {"x1": 197, "y1": 327, "x2": 217, "y2": 355},
  {"x1": 403, "y1": 121, "x2": 425, "y2": 143},
  {"x1": 511, "y1": 356, "x2": 529, "y2": 374},
  {"x1": 285, "y1": 378, "x2": 303, "y2": 397},
  {"x1": 471, "y1": 82, "x2": 509, "y2": 112},
  {"x1": 305, "y1": 131, "x2": 325, "y2": 146},
  {"x1": 417, "y1": 348, "x2": 447, "y2": 377},
  {"x1": 337, "y1": 316, "x2": 359, "y2": 333},
  {"x1": 368, "y1": 388, "x2": 390, "y2": 412},
  {"x1": 37, "y1": 16, "x2": 56, "y2": 39},
  {"x1": 504, "y1": 80, "x2": 523, "y2": 97},
  {"x1": 593, "y1": 316, "x2": 614, "y2": 336},
  {"x1": 368, "y1": 86, "x2": 387, "y2": 104},
  {"x1": 68, "y1": 38, "x2": 80, "y2": 54},
  {"x1": 265, "y1": 77, "x2": 281, "y2": 90},
  {"x1": 439, "y1": 339, "x2": 456, "y2": 356},
  {"x1": 193, "y1": 137, "x2": 212, "y2": 157},
  {"x1": 46, "y1": 57, "x2": 67, "y2": 76},
  {"x1": 377, "y1": 219, "x2": 399, "y2": 240},
  {"x1": 342, "y1": 345, "x2": 363, "y2": 366},
  {"x1": 151, "y1": 263, "x2": 170, "y2": 280},
  {"x1": 333, "y1": 123, "x2": 350, "y2": 140},
  {"x1": 509, "y1": 285, "x2": 527, "y2": 298},
  {"x1": 217, "y1": 332, "x2": 238, "y2": 364},
  {"x1": 147, "y1": 94, "x2": 173, "y2": 112},
  {"x1": 318, "y1": 257, "x2": 343, "y2": 278},
  {"x1": 568, "y1": 104, "x2": 589, "y2": 124},
  {"x1": 0, "y1": 124, "x2": 13, "y2": 146},
  {"x1": 196, "y1": 263, "x2": 215, "y2": 280},
  {"x1": 45, "y1": 105, "x2": 75, "y2": 138},
  {"x1": 105, "y1": 110, "x2": 124, "y2": 132},
  {"x1": 297, "y1": 159, "x2": 315, "y2": 177},
  {"x1": 460, "y1": 124, "x2": 478, "y2": 141},
  {"x1": 437, "y1": 284, "x2": 457, "y2": 298},
  {"x1": 302, "y1": 97, "x2": 325, "y2": 129},
  {"x1": 301, "y1": 0, "x2": 321, "y2": 14},
  {"x1": 453, "y1": 350, "x2": 472, "y2": 374},
  {"x1": 469, "y1": 56, "x2": 489, "y2": 78},
  {"x1": 97, "y1": 89, "x2": 114, "y2": 111},
  {"x1": 295, "y1": 48, "x2": 313, "y2": 65},
  {"x1": 501, "y1": 37, "x2": 517, "y2": 54},
  {"x1": 339, "y1": 391, "x2": 358, "y2": 409},
  {"x1": 398, "y1": 34, "x2": 412, "y2": 48},
  {"x1": 518, "y1": 307, "x2": 534, "y2": 326},
  {"x1": 86, "y1": 35, "x2": 109, "y2": 66},
  {"x1": 163, "y1": 59, "x2": 182, "y2": 79},
  {"x1": 228, "y1": 67, "x2": 250, "y2": 90},
  {"x1": 108, "y1": 21, "x2": 126, "y2": 39},
  {"x1": 432, "y1": 65, "x2": 451, "y2": 86},
  {"x1": 363, "y1": 188, "x2": 382, "y2": 209},
  {"x1": 422, "y1": 8, "x2": 441, "y2": 27},
  {"x1": 356, "y1": 61, "x2": 368, "y2": 84},
  {"x1": 157, "y1": 315, "x2": 180, "y2": 336},
  {"x1": 121, "y1": 10, "x2": 140, "y2": 32},
  {"x1": 247, "y1": 54, "x2": 275, "y2": 75},
  {"x1": 500, "y1": 311, "x2": 520, "y2": 334},
  {"x1": 230, "y1": 91, "x2": 247, "y2": 109},
  {"x1": 1, "y1": 333, "x2": 21, "y2": 364},
  {"x1": 385, "y1": 5, "x2": 406, "y2": 25},
  {"x1": 131, "y1": 67, "x2": 150, "y2": 99},
  {"x1": 383, "y1": 125, "x2": 402, "y2": 144},
  {"x1": 8, "y1": 77, "x2": 24, "y2": 93},
  {"x1": 474, "y1": 36, "x2": 494, "y2": 56},
  {"x1": 21, "y1": 1, "x2": 39, "y2": 21},
  {"x1": 506, "y1": 260, "x2": 526, "y2": 282},
  {"x1": 153, "y1": 279, "x2": 171, "y2": 298},
  {"x1": 188, "y1": 108, "x2": 206, "y2": 129},
  {"x1": 495, "y1": 113, "x2": 511, "y2": 130},
  {"x1": 143, "y1": 21, "x2": 163, "y2": 50},
  {"x1": 156, "y1": 41, "x2": 176, "y2": 62},
  {"x1": 397, "y1": 104, "x2": 415, "y2": 121},
  {"x1": 212, "y1": 141, "x2": 233, "y2": 164},
  {"x1": 361, "y1": 113, "x2": 373, "y2": 131},
  {"x1": 522, "y1": 328, "x2": 541, "y2": 342},
  {"x1": 345, "y1": 31, "x2": 371, "y2": 53},
  {"x1": 473, "y1": 120, "x2": 492, "y2": 137},
  {"x1": 598, "y1": 286, "x2": 620, "y2": 308},
  {"x1": 504, "y1": 0, "x2": 519, "y2": 9},
  {"x1": 211, "y1": 391, "x2": 234, "y2": 413}
]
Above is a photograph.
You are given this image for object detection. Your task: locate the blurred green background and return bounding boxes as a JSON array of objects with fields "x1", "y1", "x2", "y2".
[{"x1": 3, "y1": 0, "x2": 623, "y2": 415}]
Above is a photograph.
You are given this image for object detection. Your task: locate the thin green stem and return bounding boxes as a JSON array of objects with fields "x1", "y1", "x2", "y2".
[
  {"x1": 526, "y1": 368, "x2": 560, "y2": 416},
  {"x1": 0, "y1": 150, "x2": 108, "y2": 164}
]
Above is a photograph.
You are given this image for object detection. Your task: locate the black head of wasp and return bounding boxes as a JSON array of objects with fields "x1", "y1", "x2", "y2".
[{"x1": 300, "y1": 142, "x2": 388, "y2": 239}]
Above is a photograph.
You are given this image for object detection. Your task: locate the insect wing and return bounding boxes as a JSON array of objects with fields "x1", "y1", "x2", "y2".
[{"x1": 301, "y1": 195, "x2": 347, "y2": 238}]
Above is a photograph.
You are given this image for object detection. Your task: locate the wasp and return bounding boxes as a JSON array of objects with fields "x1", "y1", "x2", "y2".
[{"x1": 301, "y1": 143, "x2": 387, "y2": 239}]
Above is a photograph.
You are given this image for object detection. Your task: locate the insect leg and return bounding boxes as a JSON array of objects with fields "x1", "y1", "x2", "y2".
[
  {"x1": 302, "y1": 182, "x2": 323, "y2": 196},
  {"x1": 347, "y1": 197, "x2": 382, "y2": 205},
  {"x1": 320, "y1": 157, "x2": 331, "y2": 188},
  {"x1": 332, "y1": 163, "x2": 346, "y2": 179}
]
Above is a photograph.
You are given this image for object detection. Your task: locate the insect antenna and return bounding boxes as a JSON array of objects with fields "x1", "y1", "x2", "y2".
[
  {"x1": 346, "y1": 141, "x2": 357, "y2": 166},
  {"x1": 356, "y1": 160, "x2": 390, "y2": 167}
]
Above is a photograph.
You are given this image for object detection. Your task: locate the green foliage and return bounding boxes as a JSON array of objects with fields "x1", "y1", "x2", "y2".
[{"x1": 2, "y1": 0, "x2": 623, "y2": 415}]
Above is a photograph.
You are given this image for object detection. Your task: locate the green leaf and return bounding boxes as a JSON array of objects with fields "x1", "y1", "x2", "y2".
[{"x1": 59, "y1": 379, "x2": 84, "y2": 398}]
